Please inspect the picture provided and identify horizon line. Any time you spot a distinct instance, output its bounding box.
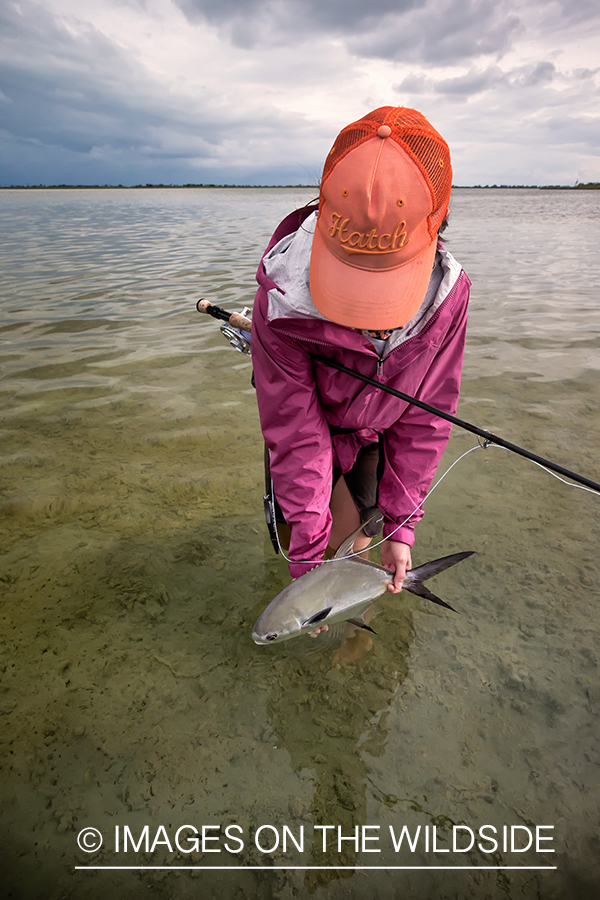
[1,183,598,191]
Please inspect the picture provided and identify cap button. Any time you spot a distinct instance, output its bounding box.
[377,125,392,138]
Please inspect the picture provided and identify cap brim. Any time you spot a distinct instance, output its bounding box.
[309,225,437,330]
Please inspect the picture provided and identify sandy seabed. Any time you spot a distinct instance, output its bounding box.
[1,349,600,900]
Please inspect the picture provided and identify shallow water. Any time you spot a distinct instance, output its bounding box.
[1,187,599,900]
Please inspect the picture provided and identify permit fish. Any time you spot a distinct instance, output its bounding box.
[252,524,475,645]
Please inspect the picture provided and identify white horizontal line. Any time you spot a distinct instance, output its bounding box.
[75,866,557,871]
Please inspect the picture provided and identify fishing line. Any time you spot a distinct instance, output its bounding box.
[275,439,599,567]
[357,444,483,560]
[494,447,600,496]
[196,300,600,493]
[348,442,600,561]
[274,443,482,566]
[312,354,600,495]
[194,301,600,558]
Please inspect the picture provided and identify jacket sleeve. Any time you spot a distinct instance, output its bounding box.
[252,287,333,578]
[380,275,471,546]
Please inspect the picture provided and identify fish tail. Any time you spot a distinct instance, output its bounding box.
[403,551,475,612]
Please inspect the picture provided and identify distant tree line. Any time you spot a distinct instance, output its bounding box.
[0,183,315,189]
[1,182,598,190]
[540,182,600,190]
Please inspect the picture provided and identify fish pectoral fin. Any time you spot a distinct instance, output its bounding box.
[405,582,457,613]
[302,607,333,626]
[347,617,377,634]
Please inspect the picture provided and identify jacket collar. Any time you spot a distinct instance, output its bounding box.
[259,210,463,351]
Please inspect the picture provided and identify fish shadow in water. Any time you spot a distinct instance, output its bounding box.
[260,600,416,892]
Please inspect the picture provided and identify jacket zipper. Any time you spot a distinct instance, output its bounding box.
[382,275,463,362]
[268,272,465,395]
[363,275,463,421]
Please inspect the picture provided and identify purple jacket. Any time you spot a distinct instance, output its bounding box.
[252,205,471,578]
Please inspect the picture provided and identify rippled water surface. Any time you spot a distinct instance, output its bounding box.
[1,188,600,900]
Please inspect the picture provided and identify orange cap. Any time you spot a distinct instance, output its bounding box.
[309,107,452,329]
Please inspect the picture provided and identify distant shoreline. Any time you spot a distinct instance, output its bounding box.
[1,182,599,190]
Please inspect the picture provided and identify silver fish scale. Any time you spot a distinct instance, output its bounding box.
[253,558,392,644]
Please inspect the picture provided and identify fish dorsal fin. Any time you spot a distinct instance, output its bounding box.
[302,606,332,626]
[333,526,362,560]
[333,513,383,560]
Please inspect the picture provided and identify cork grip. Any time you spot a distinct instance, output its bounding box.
[196,299,252,331]
[228,311,252,331]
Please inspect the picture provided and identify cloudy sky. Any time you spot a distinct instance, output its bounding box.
[1,0,599,186]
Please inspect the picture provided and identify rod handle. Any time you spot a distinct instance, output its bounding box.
[229,311,253,331]
[196,298,214,315]
[196,299,252,331]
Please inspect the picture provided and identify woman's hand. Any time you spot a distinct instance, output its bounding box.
[381,540,412,593]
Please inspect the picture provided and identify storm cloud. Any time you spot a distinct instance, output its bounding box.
[0,0,599,185]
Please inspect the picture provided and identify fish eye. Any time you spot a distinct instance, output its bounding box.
[265,633,278,642]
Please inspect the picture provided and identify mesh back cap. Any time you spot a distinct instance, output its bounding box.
[310,106,452,329]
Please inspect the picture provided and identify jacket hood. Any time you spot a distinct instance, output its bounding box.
[260,210,464,354]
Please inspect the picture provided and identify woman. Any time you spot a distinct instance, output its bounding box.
[251,106,471,594]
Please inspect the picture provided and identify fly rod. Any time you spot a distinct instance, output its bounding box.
[313,354,600,495]
[195,299,600,495]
